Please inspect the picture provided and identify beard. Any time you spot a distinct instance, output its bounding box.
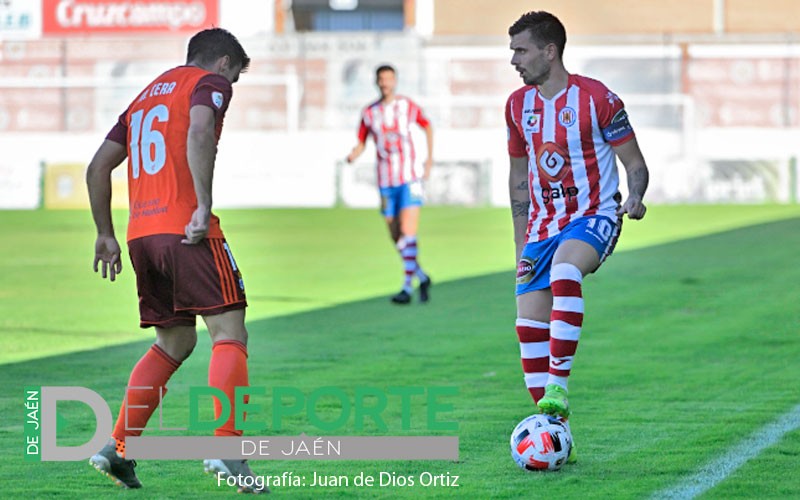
[520,64,550,86]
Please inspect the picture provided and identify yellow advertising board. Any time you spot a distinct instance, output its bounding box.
[43,163,128,209]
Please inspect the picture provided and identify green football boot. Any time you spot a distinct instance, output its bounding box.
[567,441,577,464]
[537,384,571,418]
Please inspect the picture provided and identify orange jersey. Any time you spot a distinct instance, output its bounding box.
[107,66,233,242]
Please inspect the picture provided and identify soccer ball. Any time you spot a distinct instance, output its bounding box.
[510,413,572,471]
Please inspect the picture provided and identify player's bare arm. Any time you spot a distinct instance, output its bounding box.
[422,123,434,180]
[509,155,531,262]
[346,140,366,163]
[183,104,218,245]
[86,139,127,281]
[613,138,649,220]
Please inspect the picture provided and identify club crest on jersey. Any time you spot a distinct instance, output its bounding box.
[535,142,571,182]
[212,91,224,109]
[516,257,538,284]
[558,107,576,127]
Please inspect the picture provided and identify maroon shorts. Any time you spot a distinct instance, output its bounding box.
[128,234,247,329]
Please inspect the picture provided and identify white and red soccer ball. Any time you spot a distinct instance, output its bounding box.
[510,414,572,471]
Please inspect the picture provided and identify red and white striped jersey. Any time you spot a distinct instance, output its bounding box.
[357,96,431,188]
[506,74,635,243]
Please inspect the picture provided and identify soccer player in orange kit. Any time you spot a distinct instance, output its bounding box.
[85,28,266,493]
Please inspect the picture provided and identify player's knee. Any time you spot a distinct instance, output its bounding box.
[177,342,196,362]
[550,262,583,284]
[516,315,549,326]
[156,333,197,363]
[208,324,248,345]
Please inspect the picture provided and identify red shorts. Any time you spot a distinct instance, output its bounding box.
[128,234,247,328]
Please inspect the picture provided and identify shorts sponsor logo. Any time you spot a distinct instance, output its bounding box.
[535,142,571,182]
[516,257,537,284]
[409,180,423,198]
[558,107,576,127]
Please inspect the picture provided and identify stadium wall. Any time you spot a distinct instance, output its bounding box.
[2,124,799,210]
[0,128,510,209]
[432,0,800,36]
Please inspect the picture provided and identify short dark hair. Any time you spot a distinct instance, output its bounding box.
[186,28,250,72]
[508,11,567,58]
[375,64,396,78]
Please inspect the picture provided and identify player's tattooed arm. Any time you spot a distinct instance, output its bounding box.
[626,164,649,199]
[613,138,649,220]
[511,199,530,217]
[512,179,529,216]
[509,156,531,261]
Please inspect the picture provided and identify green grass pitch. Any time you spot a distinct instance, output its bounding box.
[2,205,800,498]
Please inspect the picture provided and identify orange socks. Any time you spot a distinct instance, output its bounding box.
[109,340,249,455]
[111,344,181,454]
[208,340,249,437]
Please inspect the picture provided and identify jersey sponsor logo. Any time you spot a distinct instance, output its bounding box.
[516,257,537,284]
[606,91,621,105]
[558,107,576,127]
[541,184,579,205]
[535,142,571,182]
[602,109,633,143]
[212,91,224,109]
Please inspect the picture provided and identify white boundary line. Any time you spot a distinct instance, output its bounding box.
[653,404,800,499]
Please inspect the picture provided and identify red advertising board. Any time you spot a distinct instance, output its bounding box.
[42,0,219,35]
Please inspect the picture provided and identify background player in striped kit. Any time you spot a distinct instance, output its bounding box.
[85,28,266,493]
[505,11,649,458]
[346,64,434,304]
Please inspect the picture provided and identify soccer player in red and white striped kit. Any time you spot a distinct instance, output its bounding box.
[347,64,434,305]
[506,11,649,462]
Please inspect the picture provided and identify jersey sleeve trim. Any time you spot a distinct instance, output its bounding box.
[105,108,129,145]
[191,74,233,124]
[506,89,528,157]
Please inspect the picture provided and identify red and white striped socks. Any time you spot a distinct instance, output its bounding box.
[515,318,550,403]
[398,236,426,293]
[516,263,585,403]
[547,263,584,390]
